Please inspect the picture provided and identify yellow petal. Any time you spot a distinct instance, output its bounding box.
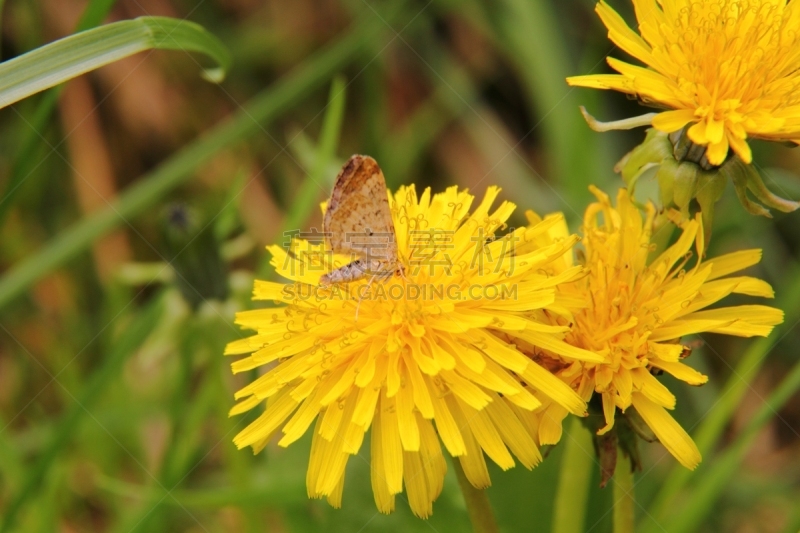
[456,398,515,470]
[727,131,753,163]
[538,404,568,445]
[566,74,636,93]
[632,393,701,470]
[707,250,762,280]
[428,378,466,456]
[596,0,655,67]
[448,396,491,488]
[370,411,396,514]
[597,391,617,435]
[520,363,587,415]
[379,393,404,494]
[652,109,696,132]
[650,360,708,386]
[485,395,542,469]
[706,136,730,166]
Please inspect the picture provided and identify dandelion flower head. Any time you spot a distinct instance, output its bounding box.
[568,0,800,165]
[225,185,602,517]
[521,187,783,469]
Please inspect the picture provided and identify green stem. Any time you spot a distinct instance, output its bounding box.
[613,450,635,533]
[453,458,499,533]
[552,417,593,533]
[0,294,164,533]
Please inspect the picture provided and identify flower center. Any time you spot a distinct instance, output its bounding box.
[665,0,800,114]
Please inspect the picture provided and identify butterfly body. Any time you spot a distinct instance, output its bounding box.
[320,155,402,286]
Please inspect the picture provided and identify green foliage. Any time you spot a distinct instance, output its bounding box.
[0,17,228,110]
[0,1,798,532]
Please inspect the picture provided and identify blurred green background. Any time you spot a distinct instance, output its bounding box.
[1,0,800,531]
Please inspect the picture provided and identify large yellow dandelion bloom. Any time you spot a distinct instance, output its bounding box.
[519,187,783,469]
[567,0,800,165]
[225,185,601,517]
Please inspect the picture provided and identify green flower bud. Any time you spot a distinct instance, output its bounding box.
[161,204,229,310]
[615,126,799,241]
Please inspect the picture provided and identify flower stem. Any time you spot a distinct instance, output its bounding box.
[453,459,499,533]
[613,450,635,533]
[552,417,593,533]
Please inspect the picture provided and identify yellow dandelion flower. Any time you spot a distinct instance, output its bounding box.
[225,185,601,517]
[567,0,800,165]
[519,187,783,469]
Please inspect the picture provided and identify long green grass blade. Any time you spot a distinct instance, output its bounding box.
[0,0,119,226]
[481,0,594,199]
[646,264,800,528]
[0,0,5,57]
[96,474,306,507]
[0,294,164,533]
[0,16,229,109]
[75,0,118,31]
[665,358,800,533]
[0,9,398,311]
[278,75,347,239]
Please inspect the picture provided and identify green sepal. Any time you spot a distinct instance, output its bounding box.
[672,161,700,214]
[582,396,620,488]
[617,411,643,473]
[616,128,673,191]
[744,163,800,213]
[695,169,727,242]
[722,158,772,217]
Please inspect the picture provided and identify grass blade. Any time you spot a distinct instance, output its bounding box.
[96,474,306,508]
[645,263,800,528]
[277,75,347,240]
[0,9,398,311]
[481,0,595,200]
[665,358,800,533]
[0,16,229,109]
[0,293,165,533]
[0,0,120,226]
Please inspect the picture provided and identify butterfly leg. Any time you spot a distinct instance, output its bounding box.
[355,272,380,322]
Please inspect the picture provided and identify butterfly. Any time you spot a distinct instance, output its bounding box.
[320,155,403,286]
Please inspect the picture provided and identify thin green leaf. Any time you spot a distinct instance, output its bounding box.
[278,75,348,239]
[0,294,165,533]
[665,358,800,533]
[75,0,118,31]
[0,0,119,226]
[646,263,800,529]
[96,475,307,508]
[613,451,635,533]
[481,0,596,200]
[0,16,229,109]
[0,8,399,311]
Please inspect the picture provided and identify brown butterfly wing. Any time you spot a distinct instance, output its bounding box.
[323,155,398,261]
